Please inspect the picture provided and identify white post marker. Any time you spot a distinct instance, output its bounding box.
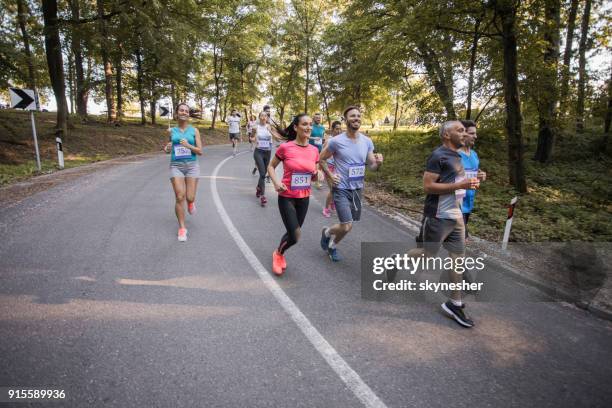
[55,136,64,169]
[502,196,518,251]
[9,87,40,171]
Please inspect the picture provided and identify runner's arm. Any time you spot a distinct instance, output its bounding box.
[267,155,287,192]
[318,147,333,176]
[366,151,383,170]
[423,171,477,194]
[192,128,203,155]
[163,129,172,153]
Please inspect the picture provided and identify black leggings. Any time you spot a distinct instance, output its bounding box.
[254,149,271,194]
[277,196,310,254]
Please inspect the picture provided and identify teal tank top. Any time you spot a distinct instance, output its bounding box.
[170,126,197,162]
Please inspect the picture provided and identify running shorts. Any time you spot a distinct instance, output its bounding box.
[170,161,200,179]
[421,216,465,256]
[333,188,362,224]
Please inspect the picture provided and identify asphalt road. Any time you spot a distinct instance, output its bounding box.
[1,145,611,408]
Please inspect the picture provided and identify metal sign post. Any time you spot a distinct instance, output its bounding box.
[9,88,40,171]
[30,111,41,171]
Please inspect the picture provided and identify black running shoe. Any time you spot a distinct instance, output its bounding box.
[441,301,474,328]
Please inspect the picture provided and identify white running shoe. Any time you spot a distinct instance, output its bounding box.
[178,228,188,242]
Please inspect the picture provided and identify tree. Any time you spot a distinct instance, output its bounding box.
[41,0,69,136]
[534,0,561,163]
[493,0,527,192]
[558,0,579,117]
[575,0,592,132]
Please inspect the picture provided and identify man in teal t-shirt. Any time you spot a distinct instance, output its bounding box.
[310,112,326,152]
[310,112,326,188]
[459,120,486,239]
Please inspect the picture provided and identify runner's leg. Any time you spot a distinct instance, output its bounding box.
[171,177,187,229]
[278,196,310,254]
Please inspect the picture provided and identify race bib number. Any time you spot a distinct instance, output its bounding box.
[258,139,271,149]
[314,138,323,146]
[348,164,366,181]
[174,145,192,159]
[291,172,312,191]
[465,170,478,179]
[455,176,466,201]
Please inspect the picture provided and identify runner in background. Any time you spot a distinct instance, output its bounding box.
[267,114,320,275]
[250,111,283,207]
[226,109,241,156]
[263,105,279,183]
[322,120,342,218]
[319,106,383,262]
[163,103,203,242]
[247,114,257,152]
[459,120,486,240]
[310,113,326,189]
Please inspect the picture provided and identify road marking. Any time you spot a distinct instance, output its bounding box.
[211,153,388,408]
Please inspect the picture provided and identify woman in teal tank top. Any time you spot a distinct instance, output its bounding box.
[163,103,203,242]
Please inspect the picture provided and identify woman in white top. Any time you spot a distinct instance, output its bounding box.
[249,111,283,206]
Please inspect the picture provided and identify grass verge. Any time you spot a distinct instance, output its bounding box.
[366,128,612,242]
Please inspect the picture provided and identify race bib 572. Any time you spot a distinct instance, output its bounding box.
[348,164,366,181]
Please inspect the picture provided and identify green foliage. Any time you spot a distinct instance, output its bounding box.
[367,128,612,242]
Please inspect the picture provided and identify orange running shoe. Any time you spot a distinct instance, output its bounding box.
[272,250,284,275]
[278,250,287,269]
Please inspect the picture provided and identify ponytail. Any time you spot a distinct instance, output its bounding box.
[282,113,309,141]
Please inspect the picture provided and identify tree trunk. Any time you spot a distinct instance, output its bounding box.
[558,0,579,117]
[16,0,37,103]
[304,36,310,114]
[68,0,88,119]
[211,46,223,129]
[466,18,481,120]
[497,0,527,193]
[150,100,156,125]
[393,90,400,130]
[417,43,457,120]
[314,59,331,127]
[135,46,146,125]
[576,0,591,132]
[279,106,285,125]
[115,43,123,122]
[97,0,115,123]
[41,0,68,136]
[68,50,75,114]
[534,0,561,163]
[149,78,157,125]
[603,61,611,141]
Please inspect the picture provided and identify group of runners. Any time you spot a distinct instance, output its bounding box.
[163,103,485,328]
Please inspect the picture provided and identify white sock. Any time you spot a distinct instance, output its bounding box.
[329,239,336,249]
[324,228,331,238]
[450,298,462,307]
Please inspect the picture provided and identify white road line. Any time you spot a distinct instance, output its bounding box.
[210,153,388,408]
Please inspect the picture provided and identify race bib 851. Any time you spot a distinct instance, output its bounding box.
[291,172,312,190]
